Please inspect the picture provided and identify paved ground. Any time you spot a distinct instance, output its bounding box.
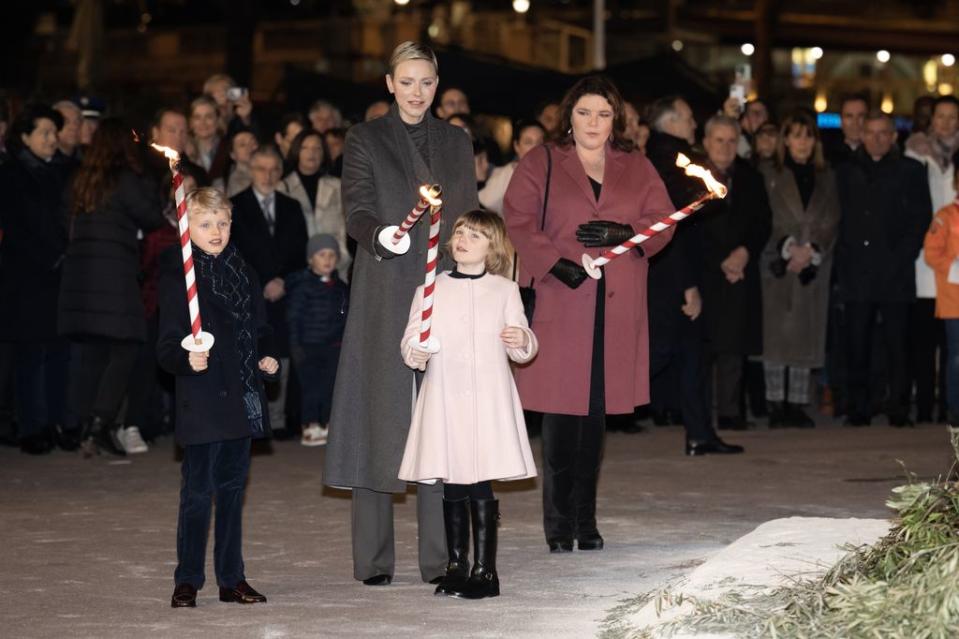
[0,419,951,639]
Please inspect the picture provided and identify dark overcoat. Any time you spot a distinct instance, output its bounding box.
[155,246,277,446]
[0,151,70,343]
[504,142,675,416]
[58,169,165,341]
[699,158,772,356]
[324,105,478,493]
[835,149,930,303]
[229,187,308,357]
[759,162,840,368]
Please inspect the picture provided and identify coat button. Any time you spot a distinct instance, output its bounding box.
[863,240,870,247]
[608,291,615,298]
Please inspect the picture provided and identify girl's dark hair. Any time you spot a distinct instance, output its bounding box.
[512,119,546,145]
[285,128,328,176]
[72,117,142,215]
[7,103,63,156]
[556,75,634,153]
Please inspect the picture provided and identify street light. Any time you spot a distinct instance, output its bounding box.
[810,47,823,60]
[877,50,891,63]
[513,0,530,13]
[943,54,956,67]
[394,0,410,5]
[741,43,755,56]
[671,40,684,52]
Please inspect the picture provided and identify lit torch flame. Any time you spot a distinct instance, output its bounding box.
[419,184,443,208]
[676,153,728,199]
[150,143,181,170]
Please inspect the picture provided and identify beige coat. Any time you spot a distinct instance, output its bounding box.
[277,172,350,279]
[398,272,538,485]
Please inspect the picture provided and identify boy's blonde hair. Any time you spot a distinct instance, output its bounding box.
[186,187,233,219]
[388,41,438,76]
[446,210,513,278]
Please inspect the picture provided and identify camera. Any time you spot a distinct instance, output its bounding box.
[226,87,248,102]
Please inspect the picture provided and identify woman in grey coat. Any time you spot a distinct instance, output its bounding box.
[323,41,479,586]
[759,111,840,428]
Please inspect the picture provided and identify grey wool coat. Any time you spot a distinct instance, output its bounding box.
[323,104,479,493]
[759,162,840,369]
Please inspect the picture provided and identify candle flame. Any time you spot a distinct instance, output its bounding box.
[150,143,181,163]
[676,153,728,199]
[419,184,443,207]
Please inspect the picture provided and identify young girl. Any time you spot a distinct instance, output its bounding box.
[398,210,538,600]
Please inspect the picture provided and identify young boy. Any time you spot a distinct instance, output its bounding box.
[156,187,279,608]
[286,233,349,446]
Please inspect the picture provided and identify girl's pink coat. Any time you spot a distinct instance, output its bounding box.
[398,272,538,485]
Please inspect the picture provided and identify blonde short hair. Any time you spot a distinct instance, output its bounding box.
[203,73,235,94]
[445,210,513,278]
[388,41,438,76]
[186,187,232,218]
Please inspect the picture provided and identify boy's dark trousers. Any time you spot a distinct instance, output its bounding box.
[294,343,340,424]
[175,437,251,589]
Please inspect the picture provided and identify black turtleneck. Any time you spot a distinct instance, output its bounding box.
[785,155,815,210]
[297,170,321,208]
[404,118,430,167]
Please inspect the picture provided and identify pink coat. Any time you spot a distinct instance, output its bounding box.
[398,272,538,485]
[503,143,675,415]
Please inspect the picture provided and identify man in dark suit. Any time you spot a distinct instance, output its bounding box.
[230,146,308,436]
[836,111,931,426]
[699,114,772,430]
[645,96,743,455]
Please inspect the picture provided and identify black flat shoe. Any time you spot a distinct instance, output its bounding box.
[716,416,752,431]
[362,574,392,586]
[547,538,573,553]
[53,424,82,451]
[577,533,604,551]
[686,438,745,456]
[219,580,267,603]
[19,432,54,455]
[171,583,197,608]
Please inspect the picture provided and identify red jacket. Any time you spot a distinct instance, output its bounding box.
[504,143,675,415]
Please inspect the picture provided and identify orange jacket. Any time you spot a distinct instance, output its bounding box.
[924,201,959,318]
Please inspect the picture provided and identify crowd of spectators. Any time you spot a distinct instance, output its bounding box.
[1,68,956,457]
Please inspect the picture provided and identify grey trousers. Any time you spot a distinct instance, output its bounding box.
[350,483,447,582]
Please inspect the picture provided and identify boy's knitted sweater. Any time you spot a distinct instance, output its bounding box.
[286,268,349,347]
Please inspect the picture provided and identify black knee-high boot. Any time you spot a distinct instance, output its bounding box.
[450,499,499,600]
[434,497,470,596]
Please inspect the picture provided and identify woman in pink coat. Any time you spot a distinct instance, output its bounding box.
[503,76,675,553]
[399,210,538,600]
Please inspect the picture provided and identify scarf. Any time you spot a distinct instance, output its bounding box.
[906,130,959,171]
[193,243,263,436]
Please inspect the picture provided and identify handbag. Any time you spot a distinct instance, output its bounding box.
[516,145,552,326]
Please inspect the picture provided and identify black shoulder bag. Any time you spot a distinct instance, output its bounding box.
[515,145,552,327]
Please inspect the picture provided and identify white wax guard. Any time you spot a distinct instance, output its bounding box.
[581,254,604,280]
[378,225,411,255]
[408,335,441,354]
[181,331,215,353]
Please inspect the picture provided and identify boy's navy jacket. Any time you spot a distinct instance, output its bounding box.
[156,245,277,446]
[285,269,349,347]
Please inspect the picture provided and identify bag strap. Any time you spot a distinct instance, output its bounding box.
[513,145,552,285]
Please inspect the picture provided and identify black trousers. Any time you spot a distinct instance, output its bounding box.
[649,319,714,441]
[175,437,251,589]
[126,315,175,438]
[67,339,139,426]
[294,343,340,425]
[541,277,606,542]
[15,340,69,437]
[845,301,910,420]
[910,298,946,420]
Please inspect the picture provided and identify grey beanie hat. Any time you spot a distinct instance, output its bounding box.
[306,233,340,260]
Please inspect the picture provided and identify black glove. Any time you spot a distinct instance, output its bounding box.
[576,221,635,248]
[799,264,818,286]
[372,226,397,260]
[550,257,589,290]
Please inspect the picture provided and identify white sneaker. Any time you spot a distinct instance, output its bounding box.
[301,424,328,447]
[122,426,149,454]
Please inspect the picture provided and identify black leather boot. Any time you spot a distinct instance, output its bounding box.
[83,416,125,457]
[785,403,815,428]
[434,497,470,596]
[767,402,788,428]
[449,499,499,600]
